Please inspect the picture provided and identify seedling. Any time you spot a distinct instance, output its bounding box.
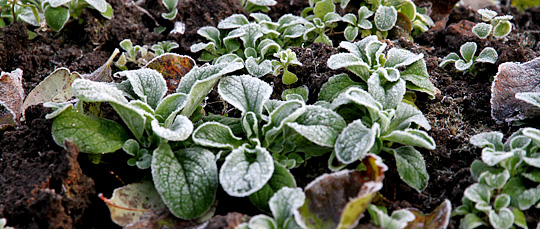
[439,42,498,73]
[151,40,179,56]
[472,8,513,40]
[240,0,277,13]
[367,205,415,229]
[272,49,302,85]
[116,39,157,70]
[455,129,540,229]
[161,0,177,20]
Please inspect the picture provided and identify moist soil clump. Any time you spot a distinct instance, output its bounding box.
[2,1,540,228]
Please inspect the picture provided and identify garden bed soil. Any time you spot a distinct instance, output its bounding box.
[2,0,540,228]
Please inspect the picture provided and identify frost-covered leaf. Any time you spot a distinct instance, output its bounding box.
[100,181,166,227]
[518,186,540,210]
[178,62,243,117]
[270,187,305,228]
[472,22,493,39]
[51,106,129,153]
[263,100,306,146]
[155,93,187,121]
[382,129,436,150]
[406,199,451,229]
[493,21,512,38]
[145,54,196,95]
[460,213,487,229]
[318,74,362,102]
[476,47,498,64]
[151,115,193,141]
[219,144,274,197]
[493,194,511,210]
[218,14,249,29]
[464,183,491,204]
[455,59,472,71]
[460,42,477,63]
[374,6,397,31]
[400,59,437,98]
[151,144,217,219]
[368,75,405,110]
[85,0,108,12]
[294,155,387,229]
[192,122,243,149]
[481,150,515,166]
[344,26,358,42]
[479,170,510,189]
[335,120,377,164]
[72,79,128,104]
[245,57,272,77]
[287,105,345,148]
[282,86,308,102]
[516,92,540,110]
[249,162,296,212]
[44,6,69,31]
[313,0,335,19]
[331,87,382,112]
[120,69,167,109]
[385,48,424,69]
[368,205,415,229]
[470,131,504,150]
[327,53,370,81]
[249,215,277,229]
[478,8,497,21]
[218,75,272,117]
[488,208,514,229]
[389,102,431,131]
[196,26,221,45]
[46,0,71,7]
[0,69,24,129]
[391,146,429,192]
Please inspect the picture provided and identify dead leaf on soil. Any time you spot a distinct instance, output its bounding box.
[81,49,119,82]
[0,68,24,129]
[405,199,452,229]
[99,181,167,227]
[22,68,81,115]
[491,57,540,122]
[145,54,196,94]
[294,154,388,229]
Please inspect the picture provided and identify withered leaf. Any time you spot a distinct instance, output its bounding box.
[405,199,451,229]
[0,69,24,129]
[145,54,196,95]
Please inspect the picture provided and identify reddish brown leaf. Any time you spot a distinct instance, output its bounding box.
[0,69,24,129]
[145,54,196,94]
[405,199,451,229]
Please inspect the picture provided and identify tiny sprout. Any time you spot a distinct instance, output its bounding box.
[473,8,513,39]
[272,49,302,85]
[440,42,498,73]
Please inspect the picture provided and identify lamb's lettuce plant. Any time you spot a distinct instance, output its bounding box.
[472,8,513,39]
[161,0,177,20]
[301,0,342,45]
[151,40,179,56]
[454,129,540,229]
[0,0,41,28]
[327,35,438,98]
[45,58,244,220]
[439,42,498,73]
[272,49,302,85]
[115,39,155,70]
[192,75,347,201]
[367,204,415,229]
[191,13,310,78]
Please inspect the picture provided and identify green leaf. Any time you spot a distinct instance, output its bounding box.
[151,115,193,141]
[192,122,243,149]
[178,62,244,117]
[263,100,306,146]
[493,194,511,210]
[249,215,277,229]
[46,0,71,7]
[101,181,166,227]
[516,93,540,110]
[249,162,296,212]
[327,53,370,82]
[218,14,249,29]
[455,59,473,71]
[368,205,415,229]
[23,68,82,113]
[155,93,187,121]
[85,0,108,12]
[488,208,514,229]
[388,102,431,131]
[400,59,437,98]
[464,183,491,204]
[512,208,527,229]
[472,22,493,39]
[522,127,540,144]
[478,170,510,189]
[335,120,377,164]
[344,26,358,42]
[384,48,424,69]
[287,105,346,147]
[502,177,525,208]
[476,47,498,64]
[331,87,382,112]
[161,0,179,11]
[460,42,477,63]
[478,8,497,21]
[518,186,540,210]
[470,131,504,150]
[314,33,333,46]
[219,144,274,197]
[374,6,397,31]
[318,74,362,102]
[218,75,272,117]
[270,187,305,228]
[44,6,69,31]
[382,129,436,150]
[196,26,221,45]
[313,0,335,19]
[245,57,272,77]
[493,21,512,38]
[202,115,243,135]
[117,69,166,109]
[151,144,218,219]
[100,3,113,19]
[368,75,406,110]
[391,146,429,192]
[295,155,387,229]
[282,86,308,102]
[522,168,540,183]
[460,213,487,229]
[51,106,129,153]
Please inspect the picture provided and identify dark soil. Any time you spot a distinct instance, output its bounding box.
[2,0,540,228]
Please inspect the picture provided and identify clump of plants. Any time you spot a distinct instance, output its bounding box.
[0,0,112,31]
[472,8,513,40]
[116,39,179,70]
[454,129,540,229]
[439,42,498,73]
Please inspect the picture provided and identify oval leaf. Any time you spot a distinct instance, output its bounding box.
[374,6,397,31]
[391,146,429,192]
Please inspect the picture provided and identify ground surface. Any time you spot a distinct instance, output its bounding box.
[1,0,540,228]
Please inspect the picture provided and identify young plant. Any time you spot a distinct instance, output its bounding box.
[161,0,177,20]
[272,49,302,85]
[240,0,277,13]
[439,42,498,73]
[301,0,342,45]
[342,6,374,41]
[192,76,347,202]
[0,0,41,28]
[472,8,513,40]
[321,72,435,192]
[191,13,310,77]
[46,58,244,220]
[327,35,438,98]
[151,40,179,56]
[454,129,540,229]
[367,205,415,229]
[116,39,156,70]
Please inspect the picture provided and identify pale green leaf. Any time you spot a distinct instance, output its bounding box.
[518,186,540,210]
[460,42,477,63]
[335,121,377,164]
[368,75,405,110]
[85,0,108,13]
[121,68,167,109]
[389,102,431,131]
[151,144,218,219]
[488,208,514,229]
[392,146,429,191]
[368,205,415,229]
[313,0,335,19]
[262,100,306,146]
[374,6,397,31]
[478,8,497,21]
[192,122,243,149]
[47,0,71,7]
[44,5,69,31]
[218,14,249,29]
[476,47,498,64]
[344,26,358,42]
[464,183,491,204]
[472,22,493,39]
[516,92,540,110]
[385,48,424,68]
[382,129,436,150]
[245,58,272,77]
[197,26,221,44]
[155,93,187,121]
[493,194,511,210]
[249,215,277,229]
[151,115,193,141]
[478,170,510,189]
[218,75,272,117]
[270,187,305,228]
[23,68,82,112]
[331,87,382,112]
[318,73,362,102]
[493,21,512,38]
[249,162,296,212]
[513,208,527,229]
[460,213,487,229]
[470,131,504,150]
